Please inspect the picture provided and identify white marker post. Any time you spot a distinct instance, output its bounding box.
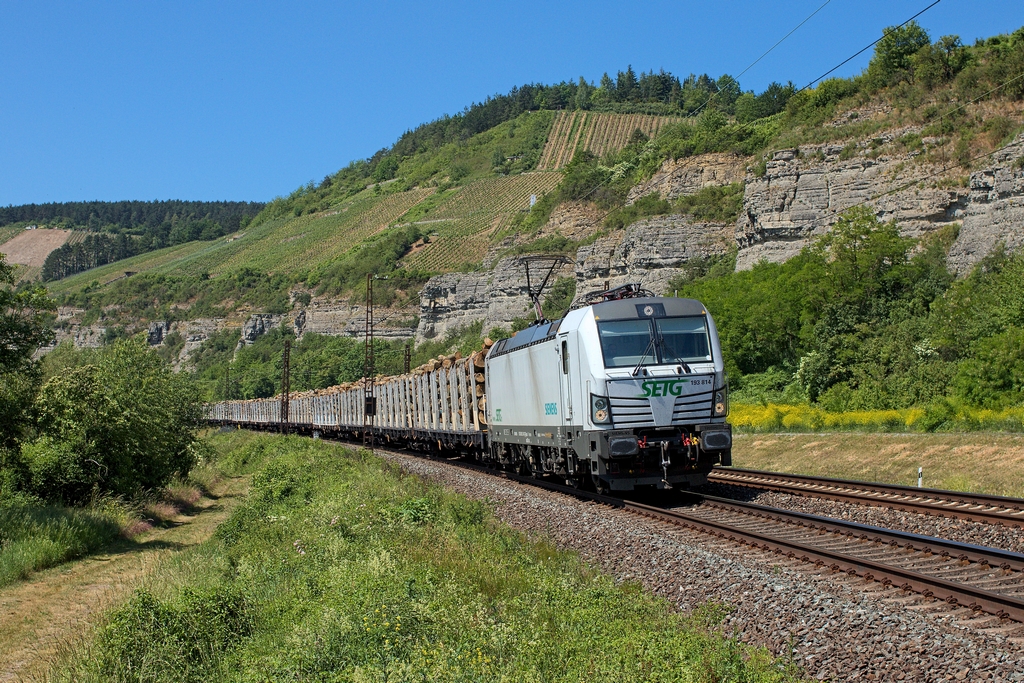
[918,467,923,488]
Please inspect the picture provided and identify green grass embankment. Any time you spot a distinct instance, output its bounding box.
[0,497,130,587]
[52,431,802,683]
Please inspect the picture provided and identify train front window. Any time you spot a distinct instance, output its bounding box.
[655,316,712,363]
[598,316,712,368]
[597,319,654,368]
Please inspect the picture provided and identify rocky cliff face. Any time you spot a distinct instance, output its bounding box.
[734,141,969,270]
[416,272,490,342]
[414,215,732,343]
[239,314,279,346]
[414,257,575,344]
[45,312,232,369]
[575,215,732,294]
[947,133,1024,274]
[627,152,747,203]
[47,133,1024,362]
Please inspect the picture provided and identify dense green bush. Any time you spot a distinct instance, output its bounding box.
[60,266,296,323]
[951,327,1024,408]
[674,182,745,223]
[604,192,671,230]
[10,340,204,504]
[676,208,1024,413]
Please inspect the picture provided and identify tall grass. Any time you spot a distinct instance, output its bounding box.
[0,472,210,588]
[732,402,1024,433]
[0,497,132,587]
[53,433,800,682]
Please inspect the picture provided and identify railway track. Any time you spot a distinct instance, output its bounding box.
[665,495,1024,624]
[709,466,1024,527]
[378,449,1024,625]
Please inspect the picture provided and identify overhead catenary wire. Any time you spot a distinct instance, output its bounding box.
[694,0,943,120]
[785,69,1024,233]
[935,71,1024,125]
[738,0,834,81]
[545,0,1016,274]
[798,0,942,91]
[860,135,1019,212]
[690,0,835,118]
[573,0,947,209]
[564,0,849,208]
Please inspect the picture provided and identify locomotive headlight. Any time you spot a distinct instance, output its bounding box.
[713,383,729,417]
[591,394,612,424]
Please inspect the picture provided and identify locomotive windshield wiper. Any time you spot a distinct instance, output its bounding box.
[631,335,656,376]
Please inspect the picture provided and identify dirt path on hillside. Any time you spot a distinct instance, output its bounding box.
[0,476,249,682]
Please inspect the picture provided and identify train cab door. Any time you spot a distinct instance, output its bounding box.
[557,334,573,423]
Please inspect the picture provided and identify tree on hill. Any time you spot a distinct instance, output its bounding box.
[0,255,54,371]
[0,200,263,233]
[10,340,204,505]
[3,200,265,282]
[616,66,638,100]
[1,253,54,452]
[867,20,932,87]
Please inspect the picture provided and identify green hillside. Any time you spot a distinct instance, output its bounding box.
[47,24,1024,331]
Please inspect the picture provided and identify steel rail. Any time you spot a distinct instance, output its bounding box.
[709,467,1024,527]
[634,495,1024,623]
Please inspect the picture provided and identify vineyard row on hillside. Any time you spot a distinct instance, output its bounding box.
[401,172,560,272]
[537,111,680,170]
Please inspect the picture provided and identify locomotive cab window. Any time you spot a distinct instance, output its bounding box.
[561,340,569,374]
[596,319,653,367]
[656,317,712,363]
[597,316,712,368]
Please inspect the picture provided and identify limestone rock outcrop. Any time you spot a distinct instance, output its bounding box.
[294,301,415,341]
[948,133,1024,274]
[627,152,747,203]
[416,272,490,342]
[576,215,733,295]
[239,314,280,347]
[535,201,604,240]
[735,143,969,270]
[147,321,169,346]
[414,258,575,344]
[415,215,732,343]
[179,318,230,361]
[483,256,575,332]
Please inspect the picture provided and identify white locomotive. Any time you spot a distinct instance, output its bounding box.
[208,284,731,492]
[485,285,731,491]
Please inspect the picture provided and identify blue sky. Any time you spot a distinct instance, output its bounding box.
[1,1,1021,205]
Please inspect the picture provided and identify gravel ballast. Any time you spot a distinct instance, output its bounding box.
[382,452,1024,682]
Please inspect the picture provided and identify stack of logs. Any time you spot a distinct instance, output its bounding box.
[207,338,498,433]
[403,337,494,426]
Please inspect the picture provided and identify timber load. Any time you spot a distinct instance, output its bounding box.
[207,340,494,449]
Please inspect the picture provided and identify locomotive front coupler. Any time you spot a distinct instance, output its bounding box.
[634,433,705,483]
[636,429,699,461]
